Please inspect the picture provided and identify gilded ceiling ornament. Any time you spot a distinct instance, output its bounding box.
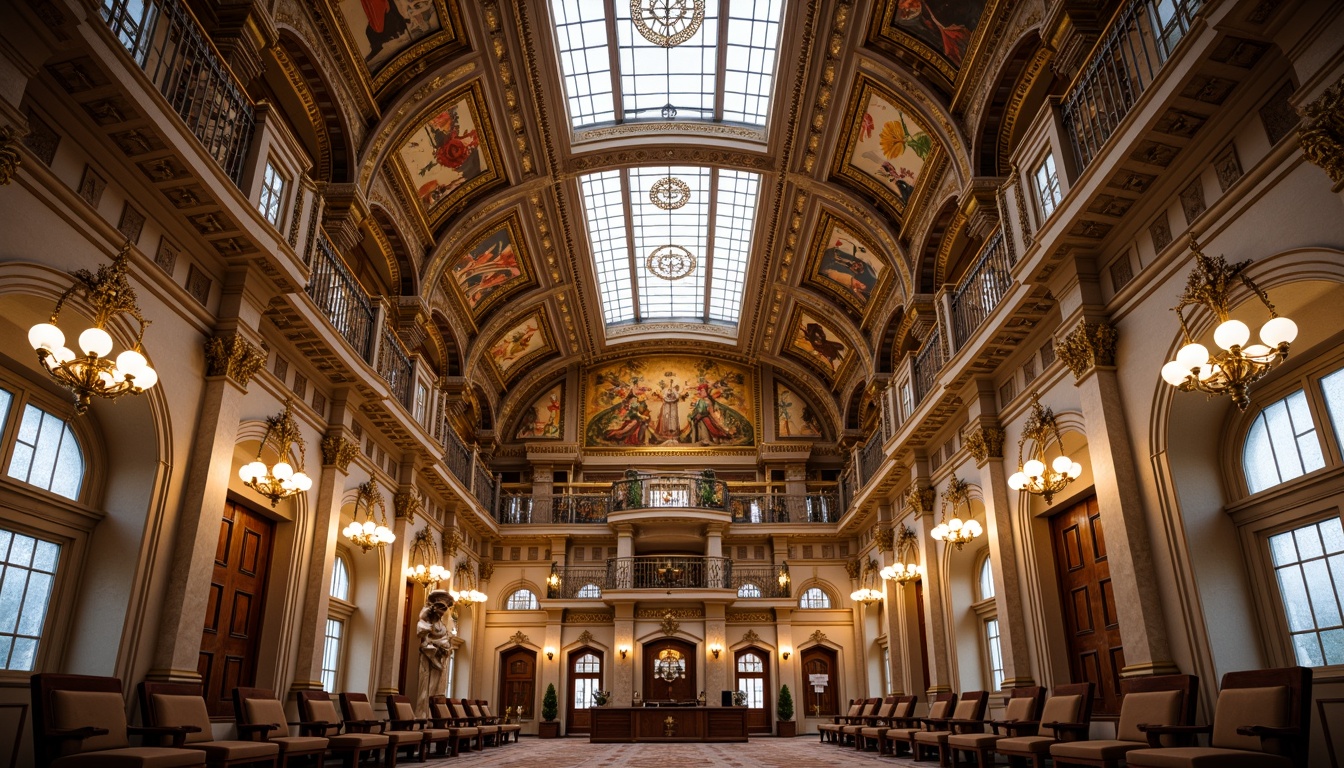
[320,434,359,472]
[509,630,530,646]
[646,244,697,281]
[650,176,691,209]
[1300,75,1344,185]
[630,0,705,47]
[204,333,266,387]
[964,426,1006,463]
[1055,321,1119,381]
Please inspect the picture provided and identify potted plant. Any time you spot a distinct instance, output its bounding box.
[592,690,612,707]
[776,684,796,737]
[539,683,560,738]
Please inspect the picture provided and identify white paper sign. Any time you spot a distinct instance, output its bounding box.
[808,674,829,686]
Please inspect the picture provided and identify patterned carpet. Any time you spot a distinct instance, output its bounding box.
[418,737,927,767]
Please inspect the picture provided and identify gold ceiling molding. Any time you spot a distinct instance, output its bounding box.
[932,209,970,288]
[760,191,809,356]
[270,41,332,182]
[604,322,737,340]
[524,191,580,351]
[574,122,767,143]
[993,46,1053,177]
[360,209,400,294]
[272,0,374,136]
[481,0,535,176]
[950,0,1030,111]
[799,0,853,177]
[786,177,913,298]
[563,147,774,177]
[356,61,478,190]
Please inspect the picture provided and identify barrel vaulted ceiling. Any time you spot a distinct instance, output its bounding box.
[270,0,1050,438]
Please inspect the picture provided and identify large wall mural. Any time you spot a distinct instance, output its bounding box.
[784,307,852,382]
[868,0,994,85]
[444,212,536,326]
[832,75,942,223]
[775,381,824,438]
[804,211,890,320]
[583,357,757,450]
[487,310,553,381]
[516,383,564,440]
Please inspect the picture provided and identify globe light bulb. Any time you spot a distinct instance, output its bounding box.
[1260,316,1298,348]
[97,370,114,388]
[1213,319,1250,351]
[948,517,963,531]
[931,524,948,540]
[1053,455,1074,474]
[54,346,76,365]
[29,323,65,351]
[116,350,146,376]
[271,462,294,480]
[293,473,313,492]
[1161,360,1190,386]
[1176,343,1209,370]
[1198,363,1218,381]
[1023,459,1045,477]
[78,327,114,358]
[965,520,983,537]
[363,520,376,533]
[239,463,259,482]
[1242,344,1273,360]
[1069,462,1083,478]
[1007,472,1027,490]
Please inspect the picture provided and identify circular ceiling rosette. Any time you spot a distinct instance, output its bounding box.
[631,0,706,47]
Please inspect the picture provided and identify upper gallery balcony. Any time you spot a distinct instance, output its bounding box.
[545,558,792,600]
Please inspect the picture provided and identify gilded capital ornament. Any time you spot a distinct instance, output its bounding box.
[0,125,22,185]
[479,559,495,581]
[1055,321,1119,381]
[394,490,422,521]
[874,526,894,552]
[845,558,861,579]
[320,434,359,472]
[205,333,266,386]
[444,529,461,559]
[1301,75,1344,185]
[964,426,1006,463]
[906,484,935,514]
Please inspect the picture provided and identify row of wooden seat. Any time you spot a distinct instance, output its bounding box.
[816,666,1312,768]
[29,673,520,768]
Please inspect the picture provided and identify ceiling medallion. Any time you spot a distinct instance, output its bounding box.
[650,176,690,210]
[631,0,705,47]
[646,245,696,281]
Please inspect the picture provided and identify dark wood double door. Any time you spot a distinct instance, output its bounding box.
[1051,496,1124,715]
[199,500,274,717]
[642,638,697,702]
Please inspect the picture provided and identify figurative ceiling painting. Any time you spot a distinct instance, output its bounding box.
[394,83,501,226]
[786,308,851,380]
[775,382,824,438]
[583,357,756,450]
[516,383,564,440]
[805,212,888,317]
[447,213,535,324]
[339,0,443,73]
[834,76,941,222]
[487,311,552,379]
[869,0,991,84]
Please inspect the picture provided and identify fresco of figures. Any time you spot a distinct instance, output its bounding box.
[488,311,550,377]
[584,357,756,449]
[808,215,887,314]
[448,215,533,319]
[787,309,850,378]
[397,93,487,214]
[889,0,985,67]
[339,0,443,72]
[850,88,934,209]
[775,383,824,438]
[517,384,563,440]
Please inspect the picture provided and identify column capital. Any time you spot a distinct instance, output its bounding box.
[204,332,267,388]
[905,484,935,515]
[963,425,1006,466]
[0,124,21,185]
[1301,73,1344,190]
[320,434,359,472]
[1056,320,1119,383]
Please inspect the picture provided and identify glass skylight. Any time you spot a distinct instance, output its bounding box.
[550,0,784,130]
[578,166,761,327]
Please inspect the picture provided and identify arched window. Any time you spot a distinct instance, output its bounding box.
[330,553,350,601]
[571,651,602,713]
[799,587,830,609]
[506,589,540,610]
[978,556,995,601]
[577,583,601,598]
[737,583,761,598]
[1243,389,1325,494]
[735,650,766,709]
[4,395,84,501]
[322,551,354,692]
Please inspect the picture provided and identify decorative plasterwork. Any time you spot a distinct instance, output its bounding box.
[739,629,763,644]
[440,210,538,329]
[906,484,935,514]
[660,611,680,636]
[565,610,614,623]
[963,425,1005,464]
[799,0,853,177]
[605,321,737,340]
[1056,321,1119,381]
[320,434,360,471]
[874,526,894,552]
[204,333,266,386]
[509,630,531,646]
[272,0,372,145]
[807,629,828,645]
[636,608,704,619]
[394,490,422,521]
[0,124,24,185]
[1300,74,1344,185]
[802,209,893,323]
[574,122,767,143]
[577,629,595,646]
[481,1,535,175]
[954,3,1040,116]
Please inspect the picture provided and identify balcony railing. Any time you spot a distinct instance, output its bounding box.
[728,493,839,523]
[860,432,884,486]
[730,565,792,598]
[377,324,413,408]
[473,463,497,513]
[497,494,611,524]
[1062,0,1205,170]
[913,330,944,405]
[307,235,375,359]
[546,566,609,599]
[950,230,1012,350]
[444,428,471,486]
[607,556,732,590]
[100,0,254,186]
[610,473,728,512]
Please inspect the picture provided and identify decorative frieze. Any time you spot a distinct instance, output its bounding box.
[479,560,495,581]
[204,333,266,387]
[1301,75,1344,185]
[320,435,359,472]
[728,613,773,624]
[1056,321,1119,381]
[444,529,462,559]
[636,608,703,620]
[564,610,614,624]
[964,426,1006,464]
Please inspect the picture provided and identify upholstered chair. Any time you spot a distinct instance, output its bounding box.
[1050,675,1199,768]
[449,699,501,746]
[137,682,279,768]
[1125,667,1312,768]
[912,690,990,765]
[818,700,863,743]
[427,695,482,754]
[475,700,522,742]
[295,690,388,768]
[842,697,897,745]
[230,688,328,768]
[384,694,452,757]
[946,686,1046,768]
[30,674,206,768]
[857,695,916,752]
[882,692,958,758]
[992,682,1095,768]
[338,692,427,764]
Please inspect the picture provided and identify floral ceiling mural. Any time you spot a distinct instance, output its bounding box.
[392,81,504,229]
[868,0,996,86]
[833,75,942,223]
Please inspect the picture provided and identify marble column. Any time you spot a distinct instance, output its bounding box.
[373,505,412,704]
[613,602,636,704]
[908,457,953,694]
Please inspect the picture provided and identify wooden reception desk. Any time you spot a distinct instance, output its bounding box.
[589,706,749,743]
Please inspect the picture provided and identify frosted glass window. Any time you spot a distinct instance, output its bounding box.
[319,618,343,692]
[1269,517,1344,667]
[737,583,761,598]
[577,583,602,598]
[978,557,995,601]
[799,587,830,609]
[985,618,1004,691]
[330,555,350,601]
[7,404,83,500]
[1321,368,1344,446]
[1243,390,1324,494]
[506,589,540,610]
[0,528,60,671]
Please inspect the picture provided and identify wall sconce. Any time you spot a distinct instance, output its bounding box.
[620,647,629,660]
[710,645,721,659]
[781,650,791,661]
[545,648,555,661]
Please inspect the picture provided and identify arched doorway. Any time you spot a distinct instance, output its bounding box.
[734,647,771,733]
[642,637,696,703]
[800,645,838,717]
[567,647,603,734]
[498,646,537,719]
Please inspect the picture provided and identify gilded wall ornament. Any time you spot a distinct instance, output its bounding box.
[1300,75,1344,185]
[906,485,935,514]
[479,560,495,581]
[394,490,422,521]
[0,125,22,185]
[845,558,861,579]
[874,526,895,552]
[631,0,705,47]
[646,245,696,280]
[320,434,359,472]
[444,529,462,559]
[740,629,762,645]
[577,630,595,645]
[509,630,530,646]
[1055,321,1119,380]
[964,426,1006,463]
[660,610,681,636]
[808,630,828,645]
[650,176,691,209]
[204,333,266,386]
[564,610,615,623]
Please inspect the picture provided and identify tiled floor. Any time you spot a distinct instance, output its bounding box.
[416,736,929,767]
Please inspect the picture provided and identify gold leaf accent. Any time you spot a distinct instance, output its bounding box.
[320,435,359,472]
[1055,321,1119,381]
[1301,74,1344,185]
[204,333,266,386]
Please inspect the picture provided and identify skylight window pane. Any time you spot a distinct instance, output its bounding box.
[580,171,635,324]
[723,0,783,125]
[552,0,615,127]
[709,170,759,323]
[616,4,718,122]
[632,166,709,321]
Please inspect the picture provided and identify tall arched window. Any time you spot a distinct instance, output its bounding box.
[735,650,766,709]
[330,553,350,601]
[978,556,995,601]
[506,589,540,610]
[1243,389,1325,494]
[799,587,830,609]
[5,395,84,501]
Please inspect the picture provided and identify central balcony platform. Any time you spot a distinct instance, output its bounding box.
[547,558,791,600]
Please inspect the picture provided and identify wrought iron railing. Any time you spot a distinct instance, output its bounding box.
[307,235,375,359]
[728,493,839,523]
[546,566,609,599]
[496,494,610,524]
[1062,0,1205,170]
[610,473,728,512]
[860,432,883,486]
[913,330,944,404]
[377,324,413,408]
[444,429,471,486]
[730,565,792,598]
[950,229,1012,349]
[100,0,255,186]
[473,463,496,513]
[606,556,732,590]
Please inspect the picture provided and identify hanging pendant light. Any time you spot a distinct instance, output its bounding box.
[343,481,395,552]
[930,476,982,549]
[1007,393,1082,504]
[880,525,922,584]
[238,400,312,507]
[849,559,884,604]
[448,562,487,606]
[404,528,450,589]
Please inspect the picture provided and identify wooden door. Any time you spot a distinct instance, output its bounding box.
[1051,496,1124,715]
[734,647,771,733]
[199,499,274,717]
[642,638,696,702]
[800,646,838,717]
[567,648,603,733]
[499,647,537,720]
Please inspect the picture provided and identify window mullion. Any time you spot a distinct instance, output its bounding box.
[604,0,624,123]
[620,168,642,322]
[713,0,729,122]
[702,169,719,321]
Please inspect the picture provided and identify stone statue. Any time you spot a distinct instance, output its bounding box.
[415,589,455,717]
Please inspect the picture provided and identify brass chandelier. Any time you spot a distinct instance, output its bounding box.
[238,401,312,507]
[404,528,449,589]
[850,559,884,605]
[1007,394,1082,504]
[1159,236,1297,411]
[448,562,487,606]
[880,525,922,584]
[28,242,158,414]
[931,476,982,549]
[343,481,395,552]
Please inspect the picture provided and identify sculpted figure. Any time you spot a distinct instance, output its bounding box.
[415,589,455,716]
